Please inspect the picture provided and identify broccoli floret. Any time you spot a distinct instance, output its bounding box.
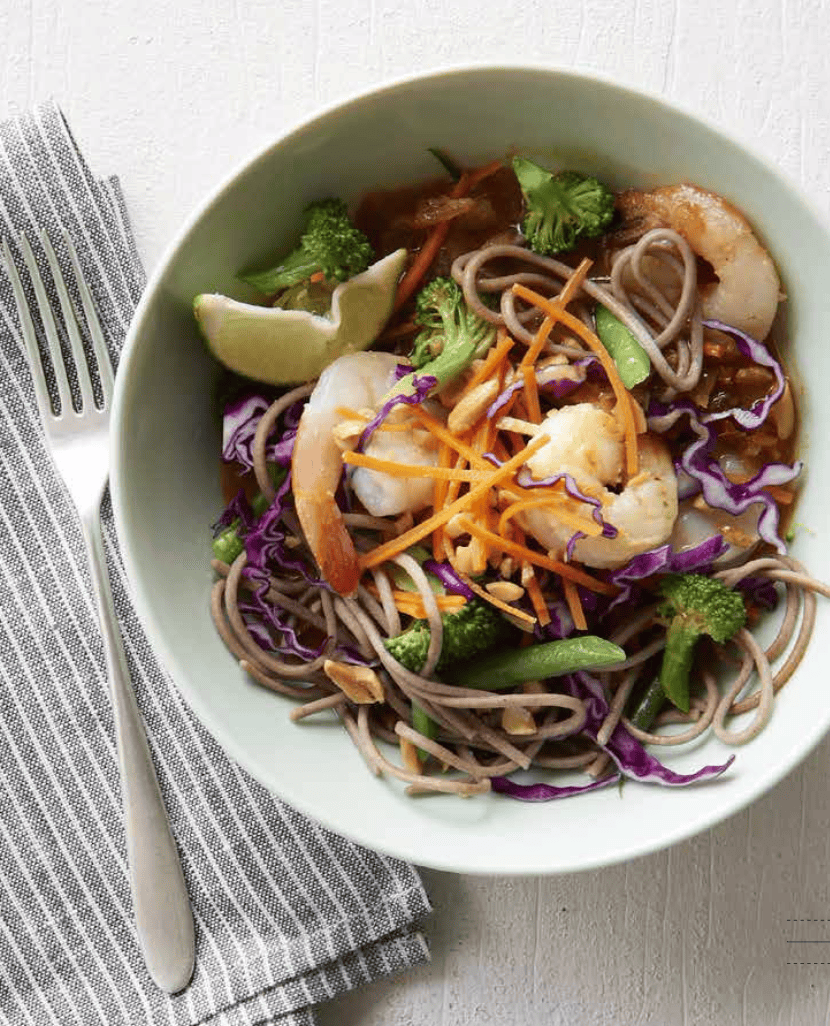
[239,198,374,297]
[408,276,496,381]
[384,598,508,675]
[658,573,747,712]
[512,157,615,256]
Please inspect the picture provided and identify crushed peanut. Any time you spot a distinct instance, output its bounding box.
[323,660,385,704]
[485,580,525,603]
[501,706,536,735]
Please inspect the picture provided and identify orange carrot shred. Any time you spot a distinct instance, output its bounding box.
[523,566,551,627]
[563,578,588,631]
[453,515,617,596]
[342,450,489,482]
[512,283,640,478]
[522,364,542,424]
[358,436,546,570]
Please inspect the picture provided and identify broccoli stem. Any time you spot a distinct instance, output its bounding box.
[449,636,625,692]
[629,677,666,732]
[411,702,439,761]
[658,621,700,713]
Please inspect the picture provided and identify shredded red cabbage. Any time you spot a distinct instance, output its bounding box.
[222,393,298,470]
[222,395,270,470]
[212,491,257,537]
[702,320,785,429]
[487,356,599,419]
[422,559,475,598]
[244,472,324,586]
[492,772,621,801]
[356,371,438,452]
[516,467,618,538]
[605,533,729,611]
[648,398,800,553]
[565,672,735,785]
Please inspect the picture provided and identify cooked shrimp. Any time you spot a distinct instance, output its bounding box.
[292,351,440,594]
[517,404,678,569]
[616,184,781,341]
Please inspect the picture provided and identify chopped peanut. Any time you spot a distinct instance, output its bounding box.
[323,660,385,704]
[485,580,525,603]
[501,706,536,735]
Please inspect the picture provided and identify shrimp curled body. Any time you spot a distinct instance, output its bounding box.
[616,184,781,342]
[518,404,678,570]
[292,351,441,595]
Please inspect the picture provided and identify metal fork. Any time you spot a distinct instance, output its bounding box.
[2,231,195,993]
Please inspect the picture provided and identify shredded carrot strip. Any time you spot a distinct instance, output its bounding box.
[563,578,588,631]
[365,584,466,618]
[456,330,515,398]
[358,436,546,570]
[512,283,640,477]
[342,450,490,482]
[523,565,551,627]
[432,441,453,560]
[522,364,542,424]
[498,497,602,538]
[465,157,505,190]
[452,515,617,596]
[407,405,493,470]
[309,270,326,284]
[392,159,503,314]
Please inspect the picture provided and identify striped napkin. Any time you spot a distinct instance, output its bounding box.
[0,101,430,1026]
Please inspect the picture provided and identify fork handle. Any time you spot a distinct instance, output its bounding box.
[81,510,195,993]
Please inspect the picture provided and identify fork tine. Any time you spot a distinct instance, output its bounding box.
[18,233,73,416]
[61,229,114,404]
[39,230,96,412]
[2,238,57,423]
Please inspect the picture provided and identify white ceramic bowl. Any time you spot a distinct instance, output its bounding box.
[112,66,830,874]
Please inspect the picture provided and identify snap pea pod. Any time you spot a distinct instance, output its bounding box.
[595,304,651,388]
[449,636,626,692]
[628,677,666,732]
[411,702,439,761]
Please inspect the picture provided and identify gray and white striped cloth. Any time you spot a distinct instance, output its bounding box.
[0,102,430,1026]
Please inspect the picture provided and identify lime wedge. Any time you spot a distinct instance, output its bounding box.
[194,248,407,384]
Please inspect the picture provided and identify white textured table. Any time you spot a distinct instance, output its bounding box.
[7,2,830,1022]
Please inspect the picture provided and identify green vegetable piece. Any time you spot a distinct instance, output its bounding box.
[212,525,245,564]
[513,157,615,256]
[193,249,407,386]
[383,276,496,408]
[211,488,276,564]
[411,702,439,761]
[595,305,651,388]
[239,198,374,295]
[388,545,444,594]
[383,598,507,674]
[629,677,666,732]
[658,573,746,712]
[450,636,626,692]
[428,148,462,182]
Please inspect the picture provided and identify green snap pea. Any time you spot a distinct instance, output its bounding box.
[595,305,651,388]
[629,677,666,732]
[449,636,626,691]
[411,702,439,762]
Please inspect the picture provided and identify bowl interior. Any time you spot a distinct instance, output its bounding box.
[112,67,830,874]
